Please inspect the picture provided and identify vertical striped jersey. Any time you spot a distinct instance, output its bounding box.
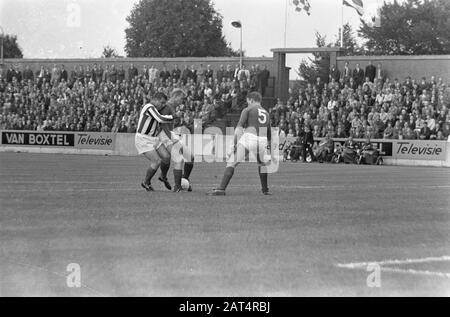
[136,103,174,137]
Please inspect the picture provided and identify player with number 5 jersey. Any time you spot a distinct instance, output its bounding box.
[208,91,272,196]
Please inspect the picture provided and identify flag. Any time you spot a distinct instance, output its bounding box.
[293,0,311,16]
[343,0,364,16]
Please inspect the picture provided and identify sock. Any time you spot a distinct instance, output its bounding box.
[218,166,235,190]
[173,169,182,188]
[160,160,170,179]
[144,167,157,185]
[183,162,194,180]
[258,166,268,192]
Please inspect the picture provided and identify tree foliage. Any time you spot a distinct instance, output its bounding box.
[125,0,236,57]
[102,45,120,58]
[297,24,360,84]
[1,34,23,59]
[359,0,450,55]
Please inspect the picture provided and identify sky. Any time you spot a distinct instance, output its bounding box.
[0,0,385,77]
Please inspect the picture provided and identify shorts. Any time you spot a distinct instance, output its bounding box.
[158,130,182,148]
[135,133,161,154]
[238,133,268,154]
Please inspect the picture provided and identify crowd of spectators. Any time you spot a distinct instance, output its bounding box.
[1,60,449,141]
[0,62,270,133]
[272,62,450,141]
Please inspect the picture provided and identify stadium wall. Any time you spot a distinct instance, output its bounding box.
[337,55,450,82]
[1,130,450,167]
[0,57,274,76]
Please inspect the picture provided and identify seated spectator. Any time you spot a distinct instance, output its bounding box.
[343,135,358,164]
[383,121,394,139]
[419,121,431,140]
[315,133,334,163]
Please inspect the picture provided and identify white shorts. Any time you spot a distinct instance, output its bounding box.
[238,133,268,154]
[135,133,161,154]
[158,130,182,148]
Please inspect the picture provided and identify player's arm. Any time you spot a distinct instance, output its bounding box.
[234,108,248,146]
[147,105,174,123]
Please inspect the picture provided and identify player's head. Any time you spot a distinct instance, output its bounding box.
[168,88,187,109]
[151,92,168,110]
[246,91,262,107]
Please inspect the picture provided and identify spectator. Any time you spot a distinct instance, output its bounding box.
[365,61,376,82]
[419,121,431,140]
[259,64,270,97]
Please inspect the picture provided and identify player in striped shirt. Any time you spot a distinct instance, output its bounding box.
[135,92,174,191]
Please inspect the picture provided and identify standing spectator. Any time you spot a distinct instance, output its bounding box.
[375,63,386,83]
[6,65,18,83]
[69,65,77,84]
[225,64,234,81]
[341,62,352,84]
[299,125,315,162]
[259,64,270,97]
[171,64,181,82]
[204,65,213,81]
[329,64,340,83]
[159,66,170,83]
[216,65,225,83]
[149,65,158,84]
[365,61,376,82]
[128,63,138,81]
[238,64,250,83]
[102,64,110,82]
[181,65,191,85]
[22,65,34,82]
[141,64,149,80]
[189,65,197,83]
[118,65,126,82]
[61,65,68,82]
[94,64,103,83]
[353,63,365,87]
[109,65,117,83]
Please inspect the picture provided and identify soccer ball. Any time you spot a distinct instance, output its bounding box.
[181,178,190,191]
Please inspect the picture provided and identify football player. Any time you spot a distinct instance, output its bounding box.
[157,89,195,192]
[135,92,174,191]
[208,91,272,196]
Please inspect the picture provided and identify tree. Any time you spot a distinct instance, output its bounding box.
[296,24,361,84]
[1,34,23,58]
[359,0,450,55]
[334,23,361,56]
[102,45,120,58]
[125,0,235,57]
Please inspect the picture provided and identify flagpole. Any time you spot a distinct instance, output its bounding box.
[340,0,344,47]
[284,0,288,48]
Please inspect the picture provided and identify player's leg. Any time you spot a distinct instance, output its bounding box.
[208,142,246,196]
[181,143,194,191]
[142,149,162,191]
[255,137,270,195]
[157,144,172,190]
[170,141,185,192]
[157,132,172,189]
[181,143,194,181]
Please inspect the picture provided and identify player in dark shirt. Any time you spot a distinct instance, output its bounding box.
[157,89,195,192]
[208,92,272,196]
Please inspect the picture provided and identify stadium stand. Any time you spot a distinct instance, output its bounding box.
[0,63,449,141]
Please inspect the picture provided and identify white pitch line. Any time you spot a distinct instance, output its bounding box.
[380,267,450,279]
[336,255,450,268]
[336,255,450,279]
